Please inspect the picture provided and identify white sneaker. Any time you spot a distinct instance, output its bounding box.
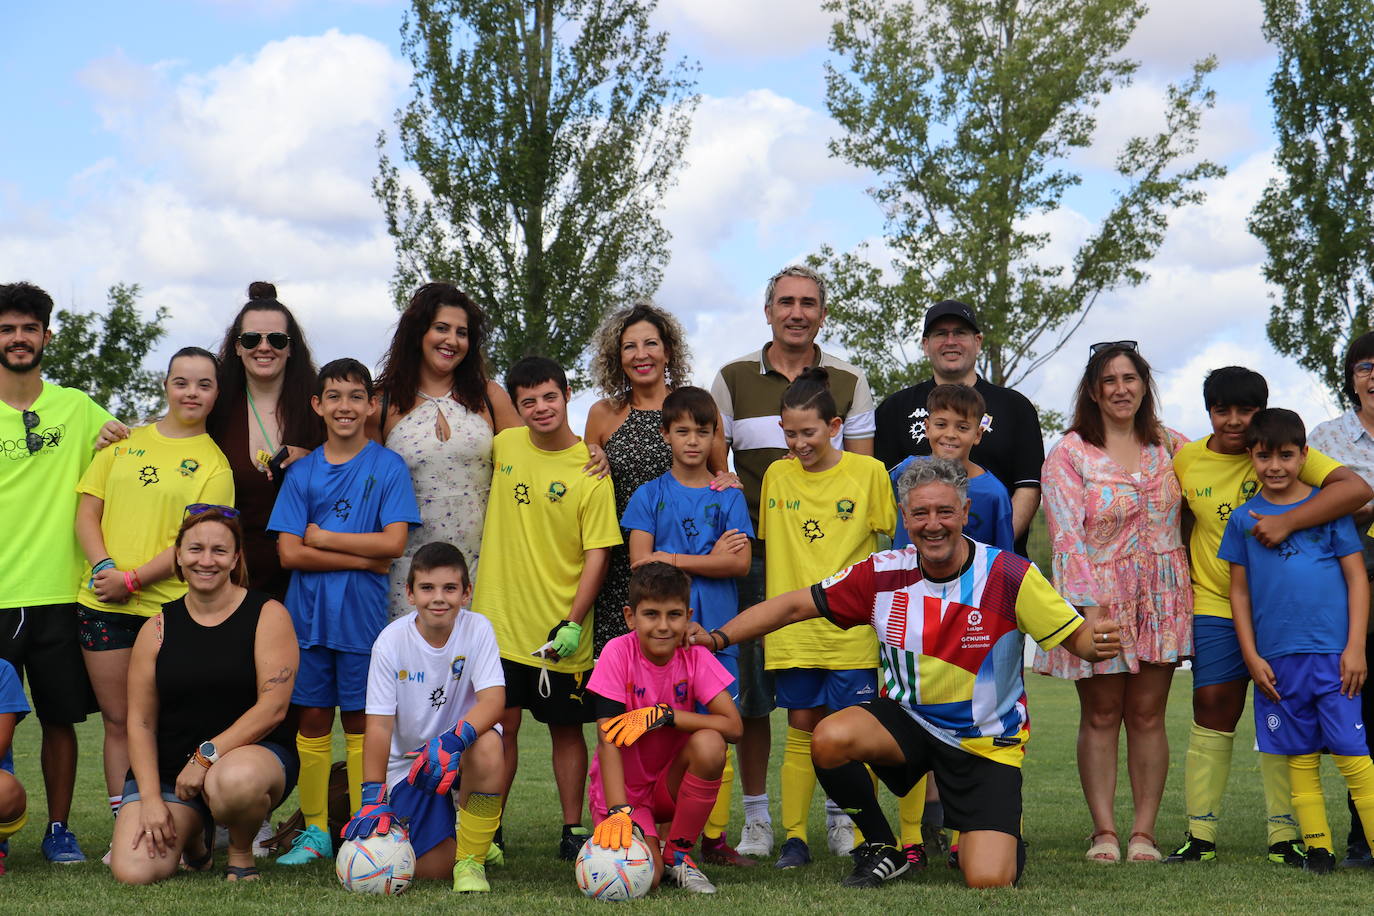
[251,818,274,857]
[666,855,717,893]
[736,819,773,857]
[827,818,857,856]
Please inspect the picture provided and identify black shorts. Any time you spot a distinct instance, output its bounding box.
[76,605,145,651]
[864,697,1022,837]
[0,604,97,724]
[501,658,592,726]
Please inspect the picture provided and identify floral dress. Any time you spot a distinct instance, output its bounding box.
[591,408,673,656]
[384,393,493,619]
[1033,428,1194,678]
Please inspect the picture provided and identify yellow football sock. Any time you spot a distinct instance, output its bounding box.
[1184,723,1233,843]
[781,727,815,842]
[898,775,927,847]
[704,753,734,841]
[1260,747,1300,844]
[1335,754,1374,849]
[0,809,27,843]
[1287,753,1329,852]
[344,731,365,814]
[297,732,334,834]
[456,793,503,862]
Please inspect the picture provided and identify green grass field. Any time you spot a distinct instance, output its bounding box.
[5,671,1371,913]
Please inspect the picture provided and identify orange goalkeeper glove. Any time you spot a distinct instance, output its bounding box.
[600,703,674,747]
[593,805,635,850]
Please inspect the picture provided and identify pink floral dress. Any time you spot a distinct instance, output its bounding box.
[1032,428,1193,679]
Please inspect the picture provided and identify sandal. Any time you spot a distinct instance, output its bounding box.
[225,864,261,882]
[181,820,215,872]
[1085,829,1120,864]
[1127,832,1162,862]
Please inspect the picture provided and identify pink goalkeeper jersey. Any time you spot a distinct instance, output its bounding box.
[587,634,734,828]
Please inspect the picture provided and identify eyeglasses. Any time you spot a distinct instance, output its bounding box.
[184,503,240,520]
[1354,361,1374,379]
[1090,340,1139,355]
[22,410,41,454]
[237,331,291,350]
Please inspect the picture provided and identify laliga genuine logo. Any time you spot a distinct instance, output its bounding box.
[967,610,983,627]
[1266,714,1281,732]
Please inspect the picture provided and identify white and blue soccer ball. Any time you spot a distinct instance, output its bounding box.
[575,835,655,902]
[336,825,416,895]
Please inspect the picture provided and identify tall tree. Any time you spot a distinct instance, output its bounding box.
[815,0,1225,398]
[43,283,169,422]
[1249,0,1374,398]
[375,0,697,378]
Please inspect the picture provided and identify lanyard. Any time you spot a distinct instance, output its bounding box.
[246,390,277,454]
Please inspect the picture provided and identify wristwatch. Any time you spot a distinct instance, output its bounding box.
[198,740,220,765]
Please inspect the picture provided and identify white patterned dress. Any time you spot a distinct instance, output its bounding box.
[384,393,493,619]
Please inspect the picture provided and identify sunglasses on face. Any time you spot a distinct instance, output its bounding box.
[184,503,241,520]
[1089,340,1139,355]
[22,409,41,454]
[238,331,291,351]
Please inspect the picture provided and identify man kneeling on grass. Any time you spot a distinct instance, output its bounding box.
[692,458,1122,888]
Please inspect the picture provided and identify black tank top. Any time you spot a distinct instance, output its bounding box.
[153,589,296,782]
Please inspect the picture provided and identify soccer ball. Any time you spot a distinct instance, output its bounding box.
[574,835,654,902]
[335,826,416,895]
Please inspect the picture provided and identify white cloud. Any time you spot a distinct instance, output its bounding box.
[1125,0,1270,71]
[655,0,833,55]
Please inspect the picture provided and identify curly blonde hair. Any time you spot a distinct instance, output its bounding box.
[590,303,692,404]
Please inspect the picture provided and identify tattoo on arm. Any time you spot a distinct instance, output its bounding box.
[259,666,295,695]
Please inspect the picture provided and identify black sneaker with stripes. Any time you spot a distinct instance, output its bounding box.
[841,842,910,888]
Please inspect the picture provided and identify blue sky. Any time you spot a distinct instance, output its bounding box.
[0,0,1333,436]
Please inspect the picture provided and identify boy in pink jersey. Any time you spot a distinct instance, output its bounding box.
[587,563,741,894]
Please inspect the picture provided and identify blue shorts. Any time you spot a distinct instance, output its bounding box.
[1254,654,1368,756]
[774,667,877,711]
[293,645,370,710]
[388,777,456,857]
[1192,615,1249,688]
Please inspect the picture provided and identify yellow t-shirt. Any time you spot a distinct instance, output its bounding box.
[76,424,234,617]
[471,428,622,674]
[759,451,896,669]
[1173,435,1340,618]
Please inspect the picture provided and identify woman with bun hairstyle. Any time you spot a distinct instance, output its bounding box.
[371,282,519,618]
[206,282,324,600]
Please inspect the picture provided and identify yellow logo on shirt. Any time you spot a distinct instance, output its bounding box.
[547,480,568,503]
[835,498,856,522]
[179,458,199,478]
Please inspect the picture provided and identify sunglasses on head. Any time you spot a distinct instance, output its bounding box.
[184,503,241,520]
[1089,340,1139,356]
[238,331,290,351]
[22,409,42,454]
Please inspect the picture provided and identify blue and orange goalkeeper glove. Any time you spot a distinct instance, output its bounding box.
[407,720,478,795]
[601,704,674,747]
[341,781,395,840]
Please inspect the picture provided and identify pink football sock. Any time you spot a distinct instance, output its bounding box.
[666,772,724,864]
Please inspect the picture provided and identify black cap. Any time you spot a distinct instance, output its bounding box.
[922,299,980,336]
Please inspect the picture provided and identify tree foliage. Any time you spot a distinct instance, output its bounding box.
[814,0,1225,398]
[1249,0,1374,398]
[375,0,697,379]
[44,283,169,422]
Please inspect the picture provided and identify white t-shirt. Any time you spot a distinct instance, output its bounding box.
[365,609,505,788]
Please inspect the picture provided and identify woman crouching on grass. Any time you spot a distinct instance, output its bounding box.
[111,508,299,884]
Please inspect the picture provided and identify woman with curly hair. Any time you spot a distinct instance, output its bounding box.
[584,303,733,657]
[371,282,519,617]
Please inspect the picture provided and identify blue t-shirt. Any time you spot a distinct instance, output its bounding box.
[890,456,1014,552]
[0,659,29,774]
[268,441,421,653]
[1218,490,1363,659]
[620,473,755,644]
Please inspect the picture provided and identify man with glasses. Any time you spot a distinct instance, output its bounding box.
[0,282,122,863]
[874,300,1044,556]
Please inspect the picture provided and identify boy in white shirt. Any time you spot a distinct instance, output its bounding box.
[342,541,506,893]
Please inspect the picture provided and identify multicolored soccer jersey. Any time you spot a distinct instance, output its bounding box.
[586,634,734,838]
[0,658,29,775]
[620,471,754,642]
[812,540,1083,766]
[76,423,234,617]
[1173,436,1340,618]
[472,428,622,674]
[889,456,1014,551]
[759,450,895,670]
[1,383,114,607]
[1218,491,1362,659]
[268,441,420,652]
